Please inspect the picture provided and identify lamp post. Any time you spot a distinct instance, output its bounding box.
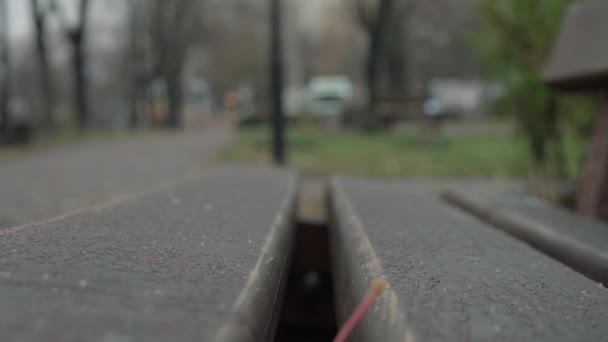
[269,0,285,164]
[0,0,11,140]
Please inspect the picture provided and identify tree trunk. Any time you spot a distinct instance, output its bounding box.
[65,0,90,130]
[71,33,88,129]
[364,43,380,131]
[127,1,142,130]
[384,16,407,97]
[31,0,55,130]
[530,134,546,165]
[165,74,182,128]
[129,87,140,130]
[362,0,393,132]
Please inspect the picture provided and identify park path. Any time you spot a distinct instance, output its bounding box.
[0,126,233,229]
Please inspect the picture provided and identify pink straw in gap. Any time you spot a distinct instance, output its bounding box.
[334,279,386,342]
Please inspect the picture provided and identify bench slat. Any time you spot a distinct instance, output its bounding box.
[332,177,608,341]
[442,188,608,285]
[0,167,296,341]
[543,0,608,90]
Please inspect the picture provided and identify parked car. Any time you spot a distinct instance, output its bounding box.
[306,76,354,123]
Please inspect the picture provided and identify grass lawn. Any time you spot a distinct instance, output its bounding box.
[222,123,587,179]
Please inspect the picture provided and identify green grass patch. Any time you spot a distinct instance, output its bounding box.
[222,125,586,178]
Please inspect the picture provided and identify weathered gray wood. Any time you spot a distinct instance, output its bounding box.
[543,0,608,90]
[0,166,296,342]
[333,177,608,341]
[449,189,608,254]
[330,180,414,342]
[442,188,608,285]
[577,105,608,220]
[544,0,608,220]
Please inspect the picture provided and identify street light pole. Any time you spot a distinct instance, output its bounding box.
[269,0,285,164]
[0,0,11,140]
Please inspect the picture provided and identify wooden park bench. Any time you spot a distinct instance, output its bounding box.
[543,0,608,220]
[1,165,607,341]
[3,2,608,333]
[3,1,608,340]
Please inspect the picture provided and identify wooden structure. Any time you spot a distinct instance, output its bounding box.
[1,166,608,340]
[544,0,608,219]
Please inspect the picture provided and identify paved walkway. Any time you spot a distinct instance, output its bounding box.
[0,126,232,229]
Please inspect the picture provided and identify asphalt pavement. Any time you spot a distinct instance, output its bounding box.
[0,127,232,229]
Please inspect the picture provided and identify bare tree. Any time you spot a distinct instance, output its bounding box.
[147,0,202,128]
[53,0,91,129]
[0,0,11,139]
[351,0,393,129]
[124,0,149,129]
[31,0,55,130]
[202,1,267,102]
[349,0,412,129]
[382,9,409,97]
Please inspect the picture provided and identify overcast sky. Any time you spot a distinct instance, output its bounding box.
[6,0,124,42]
[7,0,337,41]
[6,0,30,40]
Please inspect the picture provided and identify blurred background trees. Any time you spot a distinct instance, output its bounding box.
[0,0,599,187]
[1,0,487,130]
[2,0,483,134]
[30,0,55,131]
[347,0,414,130]
[471,0,596,176]
[349,0,398,130]
[125,0,203,128]
[54,0,90,129]
[148,0,203,128]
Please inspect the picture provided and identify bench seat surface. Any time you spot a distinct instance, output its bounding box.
[0,167,295,341]
[336,177,608,341]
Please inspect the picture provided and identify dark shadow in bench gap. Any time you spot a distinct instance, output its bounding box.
[274,201,338,341]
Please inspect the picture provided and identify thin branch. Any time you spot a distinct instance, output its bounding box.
[50,0,71,34]
[393,0,415,20]
[51,0,89,37]
[78,0,90,29]
[351,0,374,30]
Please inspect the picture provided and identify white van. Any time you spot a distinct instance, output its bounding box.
[306,76,354,119]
